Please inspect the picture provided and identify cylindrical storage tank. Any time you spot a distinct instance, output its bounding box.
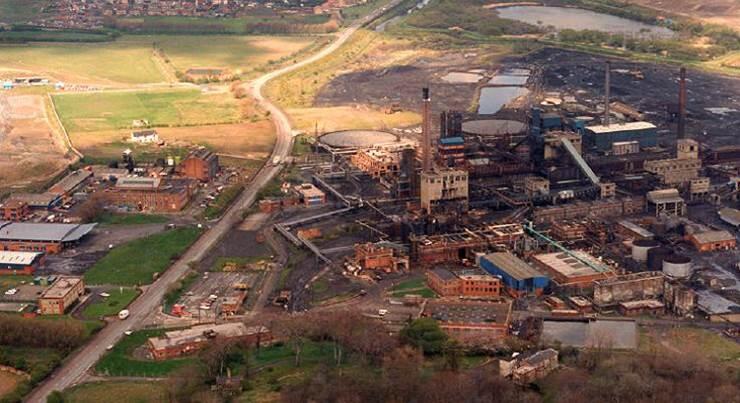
[632,239,660,263]
[663,254,692,278]
[647,247,671,271]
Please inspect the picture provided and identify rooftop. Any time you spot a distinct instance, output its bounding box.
[518,348,558,367]
[619,299,664,309]
[148,323,267,351]
[425,300,511,325]
[430,267,456,282]
[0,222,96,242]
[40,276,82,299]
[617,220,654,238]
[719,208,740,227]
[647,188,683,203]
[9,192,61,207]
[690,230,735,244]
[0,251,43,266]
[294,184,324,198]
[532,251,611,278]
[481,252,545,281]
[52,170,92,194]
[115,177,161,190]
[594,271,663,286]
[586,121,657,134]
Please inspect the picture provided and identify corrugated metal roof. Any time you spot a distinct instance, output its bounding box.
[691,230,735,244]
[0,251,42,265]
[719,208,740,227]
[481,252,544,281]
[587,121,656,134]
[0,223,96,242]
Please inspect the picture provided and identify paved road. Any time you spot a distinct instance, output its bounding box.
[27,4,399,402]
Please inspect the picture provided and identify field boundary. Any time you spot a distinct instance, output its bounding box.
[47,93,84,159]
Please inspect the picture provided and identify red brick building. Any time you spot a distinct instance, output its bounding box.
[0,200,30,221]
[0,222,96,254]
[103,177,196,212]
[147,323,271,360]
[423,299,512,344]
[426,268,501,298]
[178,149,219,182]
[38,276,84,315]
[0,251,43,275]
[688,230,736,252]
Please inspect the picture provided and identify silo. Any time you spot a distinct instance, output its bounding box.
[663,254,692,278]
[647,247,671,271]
[632,239,659,262]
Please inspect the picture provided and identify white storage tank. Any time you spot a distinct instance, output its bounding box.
[632,239,659,262]
[662,254,692,279]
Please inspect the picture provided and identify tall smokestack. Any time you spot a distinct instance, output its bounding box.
[678,67,686,139]
[422,87,432,173]
[604,61,611,127]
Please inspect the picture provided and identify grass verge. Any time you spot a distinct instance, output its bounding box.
[95,329,195,377]
[95,212,169,226]
[63,380,167,403]
[203,184,244,220]
[80,288,139,320]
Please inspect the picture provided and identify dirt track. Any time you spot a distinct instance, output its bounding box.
[0,94,73,191]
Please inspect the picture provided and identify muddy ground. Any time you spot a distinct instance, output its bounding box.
[315,51,492,121]
[0,94,73,191]
[519,48,740,148]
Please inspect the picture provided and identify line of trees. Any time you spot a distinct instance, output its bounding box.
[0,314,87,351]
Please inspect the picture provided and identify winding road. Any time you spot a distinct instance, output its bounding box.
[26,3,402,402]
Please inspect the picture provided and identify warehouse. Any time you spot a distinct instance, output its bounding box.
[0,221,96,254]
[0,251,44,275]
[584,121,657,151]
[688,230,736,252]
[531,251,614,289]
[478,252,549,297]
[718,208,740,228]
[423,299,512,344]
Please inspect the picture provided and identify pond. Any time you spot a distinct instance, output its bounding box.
[478,86,530,115]
[496,6,675,39]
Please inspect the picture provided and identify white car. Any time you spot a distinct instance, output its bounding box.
[118,309,130,320]
[124,330,133,336]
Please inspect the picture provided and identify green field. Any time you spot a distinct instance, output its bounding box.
[80,288,139,320]
[148,35,318,75]
[0,41,163,84]
[53,89,241,133]
[84,227,202,286]
[64,381,167,403]
[388,278,437,298]
[95,329,194,377]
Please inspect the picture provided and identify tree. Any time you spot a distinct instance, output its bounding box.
[46,391,65,403]
[399,318,448,355]
[165,365,206,403]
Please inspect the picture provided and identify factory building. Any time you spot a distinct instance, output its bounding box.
[618,299,664,316]
[0,251,44,275]
[350,243,408,273]
[688,230,736,252]
[437,136,465,167]
[420,168,469,213]
[38,276,84,315]
[103,177,196,212]
[501,349,559,385]
[664,281,697,316]
[611,140,640,156]
[422,299,512,344]
[531,251,614,289]
[532,197,644,224]
[147,323,271,360]
[0,200,30,221]
[178,148,219,182]
[0,221,96,254]
[646,189,685,217]
[350,148,399,178]
[426,268,502,298]
[410,224,525,265]
[644,139,701,185]
[584,121,657,151]
[478,252,549,297]
[293,183,326,206]
[593,272,665,308]
[49,170,93,201]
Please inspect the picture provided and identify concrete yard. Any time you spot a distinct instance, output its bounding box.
[542,319,638,349]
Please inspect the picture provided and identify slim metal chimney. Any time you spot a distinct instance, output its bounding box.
[604,61,611,127]
[422,87,432,173]
[678,67,686,139]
